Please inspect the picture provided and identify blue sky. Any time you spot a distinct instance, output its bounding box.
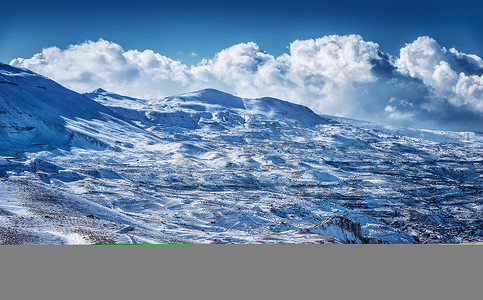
[1,0,482,65]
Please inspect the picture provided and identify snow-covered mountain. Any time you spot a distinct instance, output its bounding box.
[0,63,157,155]
[1,62,482,244]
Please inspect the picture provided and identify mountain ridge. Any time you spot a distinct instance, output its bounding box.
[0,63,159,155]
[1,63,481,244]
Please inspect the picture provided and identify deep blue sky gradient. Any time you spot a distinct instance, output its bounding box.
[1,0,482,65]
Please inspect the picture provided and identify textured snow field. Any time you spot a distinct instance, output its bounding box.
[1,63,482,244]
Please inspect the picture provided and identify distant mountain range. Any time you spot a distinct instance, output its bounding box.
[1,62,482,244]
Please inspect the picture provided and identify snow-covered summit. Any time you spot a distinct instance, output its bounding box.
[92,88,108,94]
[245,96,332,127]
[85,87,333,130]
[84,88,147,110]
[160,88,246,109]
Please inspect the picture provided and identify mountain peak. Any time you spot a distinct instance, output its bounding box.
[92,88,108,94]
[165,88,246,109]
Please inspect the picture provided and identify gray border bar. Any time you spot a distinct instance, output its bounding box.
[1,245,481,300]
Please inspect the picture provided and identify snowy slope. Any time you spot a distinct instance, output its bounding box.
[0,63,155,155]
[327,114,483,145]
[1,64,482,244]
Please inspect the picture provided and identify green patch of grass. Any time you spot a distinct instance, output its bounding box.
[94,243,193,245]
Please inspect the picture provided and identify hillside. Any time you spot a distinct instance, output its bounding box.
[1,63,482,244]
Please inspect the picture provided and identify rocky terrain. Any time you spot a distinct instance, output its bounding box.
[1,62,482,244]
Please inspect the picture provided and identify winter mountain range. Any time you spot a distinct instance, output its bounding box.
[1,62,482,244]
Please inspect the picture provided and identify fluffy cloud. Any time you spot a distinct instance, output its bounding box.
[11,39,192,98]
[10,35,483,131]
[191,35,386,117]
[396,36,483,113]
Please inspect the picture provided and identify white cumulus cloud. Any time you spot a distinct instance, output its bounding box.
[10,39,192,99]
[396,36,483,113]
[10,35,483,131]
[190,35,385,117]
